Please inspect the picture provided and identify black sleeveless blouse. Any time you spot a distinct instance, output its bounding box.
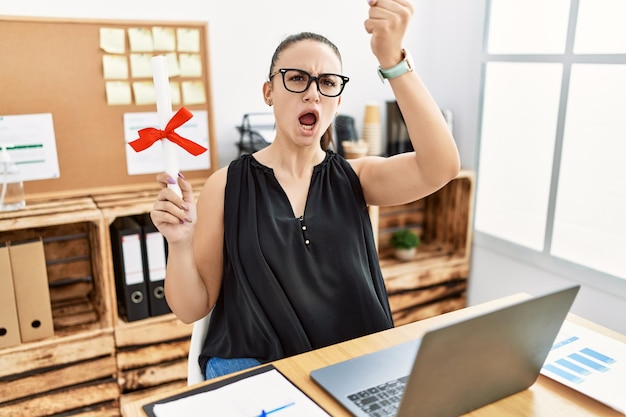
[199,150,393,374]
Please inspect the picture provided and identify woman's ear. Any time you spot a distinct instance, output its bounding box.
[263,81,273,106]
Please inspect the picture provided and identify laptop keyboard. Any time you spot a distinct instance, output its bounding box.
[347,375,409,416]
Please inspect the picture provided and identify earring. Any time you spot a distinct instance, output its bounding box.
[267,100,273,106]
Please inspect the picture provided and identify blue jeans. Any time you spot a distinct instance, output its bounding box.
[205,357,261,380]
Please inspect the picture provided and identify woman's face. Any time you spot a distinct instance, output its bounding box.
[264,39,343,148]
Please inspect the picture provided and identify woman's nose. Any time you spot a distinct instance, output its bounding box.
[303,79,321,101]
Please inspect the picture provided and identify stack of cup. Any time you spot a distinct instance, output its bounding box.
[362,103,382,156]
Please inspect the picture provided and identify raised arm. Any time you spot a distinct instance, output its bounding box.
[352,0,460,207]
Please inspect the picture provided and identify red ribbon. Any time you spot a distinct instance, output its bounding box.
[129,107,207,156]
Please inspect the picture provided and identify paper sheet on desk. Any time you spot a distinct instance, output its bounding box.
[541,320,626,415]
[150,366,330,417]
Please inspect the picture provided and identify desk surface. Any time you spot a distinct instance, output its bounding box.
[122,294,626,417]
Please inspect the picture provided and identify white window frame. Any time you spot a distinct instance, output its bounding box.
[475,0,626,299]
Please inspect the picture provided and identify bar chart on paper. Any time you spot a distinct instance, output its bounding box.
[541,320,626,415]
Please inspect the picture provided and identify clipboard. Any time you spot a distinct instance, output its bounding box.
[142,364,331,417]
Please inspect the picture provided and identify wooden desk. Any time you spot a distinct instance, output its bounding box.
[122,294,625,417]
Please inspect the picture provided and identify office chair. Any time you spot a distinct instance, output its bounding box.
[186,312,212,386]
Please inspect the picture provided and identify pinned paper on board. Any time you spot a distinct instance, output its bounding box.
[126,55,208,194]
[0,113,60,182]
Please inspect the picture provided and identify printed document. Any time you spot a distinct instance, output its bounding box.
[123,110,210,175]
[149,366,330,417]
[0,113,60,181]
[541,320,626,415]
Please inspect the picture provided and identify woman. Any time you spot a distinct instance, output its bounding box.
[151,0,460,380]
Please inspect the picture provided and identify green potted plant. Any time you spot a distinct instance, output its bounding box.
[389,228,420,261]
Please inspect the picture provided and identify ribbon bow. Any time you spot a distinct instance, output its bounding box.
[129,107,207,156]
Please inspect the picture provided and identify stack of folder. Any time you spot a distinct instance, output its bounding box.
[110,214,170,322]
[0,239,55,349]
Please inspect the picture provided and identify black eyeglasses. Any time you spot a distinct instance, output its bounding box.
[269,68,349,98]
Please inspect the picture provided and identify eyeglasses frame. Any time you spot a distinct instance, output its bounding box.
[269,68,350,98]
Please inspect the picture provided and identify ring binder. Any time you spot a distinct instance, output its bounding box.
[8,239,55,342]
[0,243,21,348]
[136,214,171,317]
[110,217,150,322]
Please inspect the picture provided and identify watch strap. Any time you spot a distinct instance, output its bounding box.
[377,49,413,82]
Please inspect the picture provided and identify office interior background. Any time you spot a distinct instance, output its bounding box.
[2,0,624,335]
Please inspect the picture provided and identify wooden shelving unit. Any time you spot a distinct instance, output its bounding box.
[0,185,207,416]
[377,170,475,326]
[91,186,203,412]
[0,197,119,416]
[0,171,473,416]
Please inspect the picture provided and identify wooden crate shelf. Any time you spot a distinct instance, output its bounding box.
[118,380,187,413]
[91,180,204,224]
[0,329,118,416]
[0,190,196,416]
[0,379,120,417]
[391,294,467,326]
[377,171,473,260]
[377,170,475,326]
[0,197,114,341]
[118,355,188,395]
[113,315,192,348]
[0,329,115,380]
[381,254,470,292]
[114,315,192,407]
[0,196,101,229]
[92,190,197,407]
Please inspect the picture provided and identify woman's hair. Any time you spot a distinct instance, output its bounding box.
[268,32,342,151]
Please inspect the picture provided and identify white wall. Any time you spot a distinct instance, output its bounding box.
[3,0,624,334]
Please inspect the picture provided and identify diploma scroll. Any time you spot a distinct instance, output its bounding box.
[151,55,181,196]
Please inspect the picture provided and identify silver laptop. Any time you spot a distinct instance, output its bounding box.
[310,285,580,417]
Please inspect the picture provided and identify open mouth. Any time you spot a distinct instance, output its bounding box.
[299,112,317,131]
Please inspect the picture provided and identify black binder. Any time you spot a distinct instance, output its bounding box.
[110,216,149,322]
[136,214,171,317]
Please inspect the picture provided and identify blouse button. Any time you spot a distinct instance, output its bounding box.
[305,239,310,245]
[302,225,307,231]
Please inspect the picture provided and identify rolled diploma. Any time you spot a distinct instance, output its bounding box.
[151,55,182,196]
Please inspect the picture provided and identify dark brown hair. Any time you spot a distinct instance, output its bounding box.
[268,32,343,151]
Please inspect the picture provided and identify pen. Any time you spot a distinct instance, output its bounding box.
[257,401,296,416]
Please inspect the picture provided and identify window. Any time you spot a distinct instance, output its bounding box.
[475,0,626,285]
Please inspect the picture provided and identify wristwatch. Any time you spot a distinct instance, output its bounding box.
[377,49,414,82]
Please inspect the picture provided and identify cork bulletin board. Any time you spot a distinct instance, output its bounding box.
[0,16,218,199]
